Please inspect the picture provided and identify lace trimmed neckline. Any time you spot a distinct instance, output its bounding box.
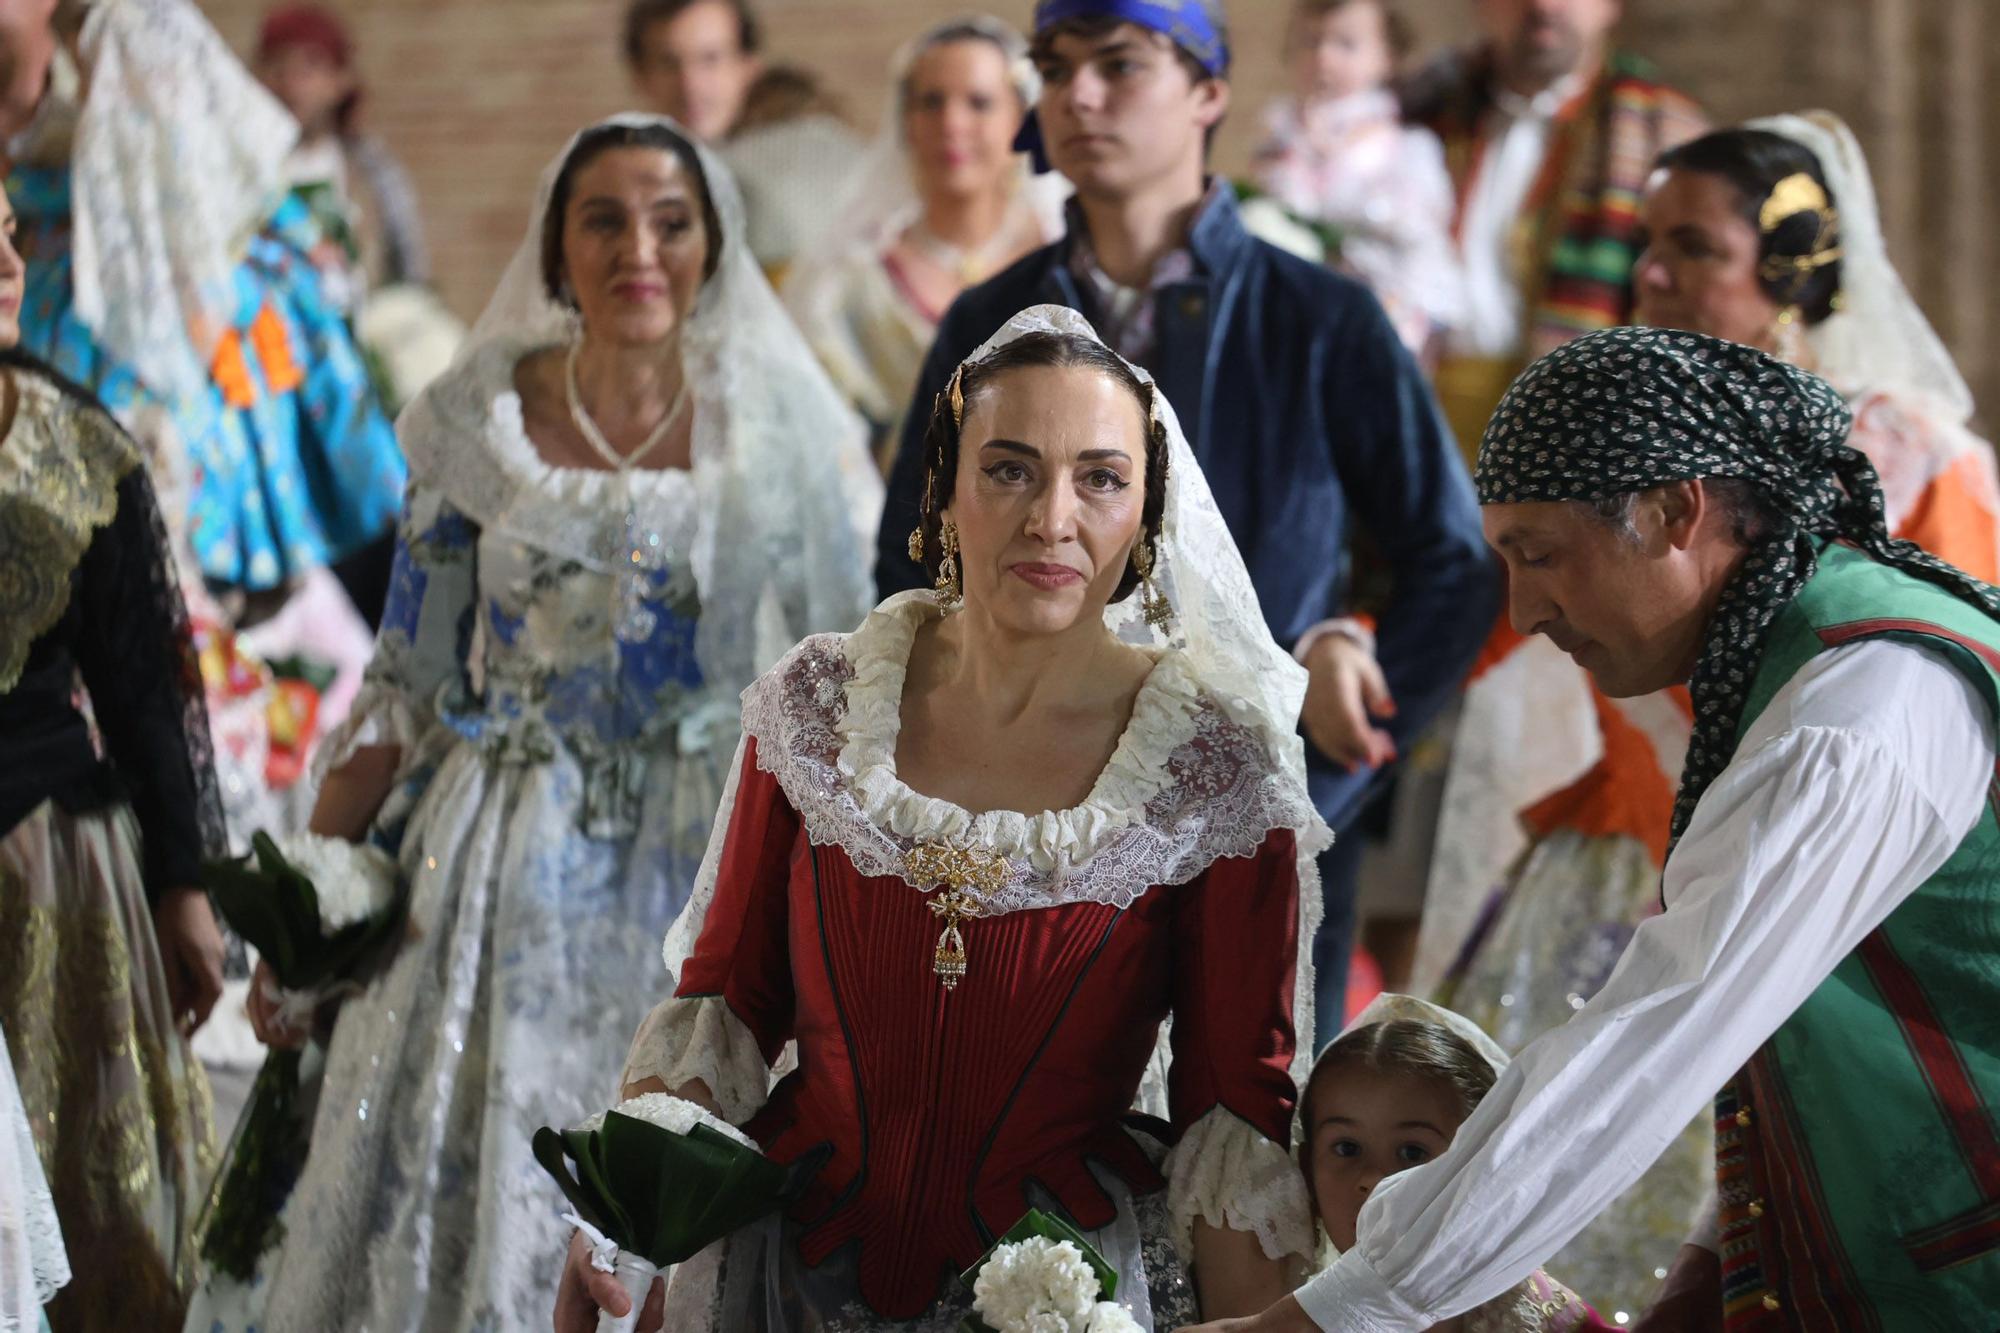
[399,333,701,574]
[475,337,697,498]
[831,592,1205,870]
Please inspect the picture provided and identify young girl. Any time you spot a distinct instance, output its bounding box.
[1253,0,1461,355]
[1299,996,1611,1332]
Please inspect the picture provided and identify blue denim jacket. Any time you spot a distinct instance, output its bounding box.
[875,187,1499,832]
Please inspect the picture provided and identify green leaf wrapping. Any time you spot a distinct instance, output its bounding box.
[194,1048,307,1280]
[193,832,409,1278]
[956,1207,1120,1333]
[532,1110,829,1268]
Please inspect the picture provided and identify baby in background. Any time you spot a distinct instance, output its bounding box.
[1299,995,1612,1332]
[1254,0,1461,356]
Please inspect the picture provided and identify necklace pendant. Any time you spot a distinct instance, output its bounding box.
[933,916,969,990]
[908,844,1009,991]
[928,890,977,990]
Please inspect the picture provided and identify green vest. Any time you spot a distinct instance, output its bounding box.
[1713,543,2000,1331]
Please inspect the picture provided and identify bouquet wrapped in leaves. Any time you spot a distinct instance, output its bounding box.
[535,1093,828,1333]
[961,1209,1142,1333]
[196,831,405,1279]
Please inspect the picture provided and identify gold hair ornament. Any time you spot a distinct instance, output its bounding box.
[1757,172,1843,287]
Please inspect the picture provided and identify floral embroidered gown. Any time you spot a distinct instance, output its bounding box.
[213,334,756,1330]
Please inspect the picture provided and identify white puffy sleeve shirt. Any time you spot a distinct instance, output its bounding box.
[1297,638,1999,1329]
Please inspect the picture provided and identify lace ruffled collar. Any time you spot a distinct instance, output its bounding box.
[738,591,1321,912]
[834,592,1199,867]
[399,333,698,570]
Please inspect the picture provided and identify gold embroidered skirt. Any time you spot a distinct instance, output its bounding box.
[0,800,217,1332]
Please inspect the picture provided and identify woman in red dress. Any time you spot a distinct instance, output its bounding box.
[556,305,1331,1330]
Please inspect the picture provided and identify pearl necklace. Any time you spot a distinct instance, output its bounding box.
[563,341,692,643]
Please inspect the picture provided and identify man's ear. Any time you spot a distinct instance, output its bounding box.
[1657,479,1708,552]
[1192,74,1231,132]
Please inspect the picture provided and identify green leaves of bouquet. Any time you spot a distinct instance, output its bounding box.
[196,830,406,1280]
[533,1095,828,1270]
[959,1208,1139,1333]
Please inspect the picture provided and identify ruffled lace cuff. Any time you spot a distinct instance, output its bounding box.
[310,682,432,784]
[1164,1105,1315,1264]
[617,995,771,1125]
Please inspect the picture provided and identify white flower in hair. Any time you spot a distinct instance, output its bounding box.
[275,832,398,934]
[970,1235,1099,1332]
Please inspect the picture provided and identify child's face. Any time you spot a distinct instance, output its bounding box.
[1290,3,1396,104]
[1303,1061,1466,1251]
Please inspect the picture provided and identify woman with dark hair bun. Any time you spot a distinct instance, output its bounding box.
[192,115,875,1332]
[1639,112,2000,582]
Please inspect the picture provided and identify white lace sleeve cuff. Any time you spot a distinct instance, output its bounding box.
[311,682,431,783]
[1164,1105,1315,1264]
[617,995,771,1125]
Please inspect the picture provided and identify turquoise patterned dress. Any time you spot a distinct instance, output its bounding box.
[9,165,406,590]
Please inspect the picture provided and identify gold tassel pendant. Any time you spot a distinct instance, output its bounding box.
[907,844,1008,990]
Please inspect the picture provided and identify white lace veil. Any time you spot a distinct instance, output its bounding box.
[1749,110,1976,424]
[66,0,298,414]
[452,112,879,693]
[788,15,1065,281]
[1318,993,1511,1080]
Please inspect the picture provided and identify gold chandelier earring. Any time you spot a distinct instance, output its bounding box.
[1131,536,1171,630]
[933,519,963,609]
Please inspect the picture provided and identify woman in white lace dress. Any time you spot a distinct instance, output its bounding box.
[196,115,876,1332]
[557,306,1331,1331]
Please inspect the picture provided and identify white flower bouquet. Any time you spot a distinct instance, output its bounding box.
[535,1094,828,1333]
[961,1209,1143,1333]
[195,831,406,1278]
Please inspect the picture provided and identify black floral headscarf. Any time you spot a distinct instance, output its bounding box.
[1476,327,2000,849]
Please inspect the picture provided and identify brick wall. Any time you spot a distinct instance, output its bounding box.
[195,0,1997,417]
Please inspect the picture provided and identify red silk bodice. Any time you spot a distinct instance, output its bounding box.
[675,739,1301,1318]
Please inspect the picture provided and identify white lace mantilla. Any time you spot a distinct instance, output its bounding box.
[738,592,1322,914]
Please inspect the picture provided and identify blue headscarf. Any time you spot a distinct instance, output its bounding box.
[1032,0,1229,76]
[1015,0,1229,170]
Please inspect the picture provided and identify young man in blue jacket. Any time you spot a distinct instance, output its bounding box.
[875,0,1496,1026]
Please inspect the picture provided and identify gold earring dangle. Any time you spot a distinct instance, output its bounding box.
[1132,537,1171,630]
[934,520,962,608]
